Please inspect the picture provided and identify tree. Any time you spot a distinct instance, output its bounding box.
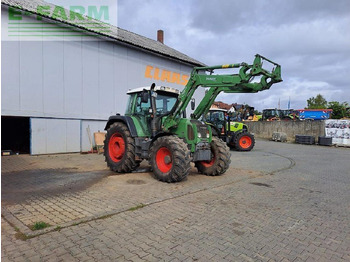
[328,101,350,119]
[306,94,328,109]
[254,110,261,115]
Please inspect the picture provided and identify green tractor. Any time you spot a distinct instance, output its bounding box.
[104,54,282,182]
[262,109,300,121]
[203,108,255,151]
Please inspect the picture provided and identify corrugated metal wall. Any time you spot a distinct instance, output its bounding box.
[1,7,203,154]
[31,118,80,154]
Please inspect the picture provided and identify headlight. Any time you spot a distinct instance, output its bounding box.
[198,133,202,138]
[206,132,210,138]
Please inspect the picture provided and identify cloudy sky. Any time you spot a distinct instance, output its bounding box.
[115,0,350,111]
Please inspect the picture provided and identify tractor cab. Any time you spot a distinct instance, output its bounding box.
[203,108,227,135]
[126,86,179,116]
[125,86,180,137]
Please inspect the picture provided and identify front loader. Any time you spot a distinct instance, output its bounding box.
[104,54,282,182]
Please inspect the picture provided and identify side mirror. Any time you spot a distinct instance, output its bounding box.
[141,89,149,103]
[191,98,195,110]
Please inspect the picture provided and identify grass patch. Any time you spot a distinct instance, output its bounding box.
[15,231,28,240]
[30,221,50,231]
[14,227,28,241]
[128,203,146,211]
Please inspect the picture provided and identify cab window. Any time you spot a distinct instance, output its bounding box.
[135,95,150,115]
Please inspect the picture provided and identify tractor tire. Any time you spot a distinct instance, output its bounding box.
[149,136,191,183]
[104,122,138,173]
[195,137,231,176]
[234,132,255,151]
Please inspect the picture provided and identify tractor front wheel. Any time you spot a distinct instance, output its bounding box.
[150,136,191,183]
[195,137,231,176]
[234,132,255,151]
[104,122,138,173]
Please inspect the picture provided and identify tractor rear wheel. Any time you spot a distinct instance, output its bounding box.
[104,122,138,173]
[150,136,191,183]
[195,137,231,176]
[234,132,255,151]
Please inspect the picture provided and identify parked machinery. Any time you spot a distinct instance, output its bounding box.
[203,108,255,151]
[262,109,300,121]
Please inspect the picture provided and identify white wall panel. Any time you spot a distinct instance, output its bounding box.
[31,118,80,154]
[43,41,64,115]
[98,41,116,117]
[46,119,67,153]
[82,41,99,118]
[66,120,81,152]
[63,41,83,116]
[113,44,128,115]
[1,41,20,113]
[20,41,43,113]
[3,38,199,119]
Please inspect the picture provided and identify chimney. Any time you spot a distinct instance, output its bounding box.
[157,30,164,44]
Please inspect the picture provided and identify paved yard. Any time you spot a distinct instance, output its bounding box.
[1,140,350,261]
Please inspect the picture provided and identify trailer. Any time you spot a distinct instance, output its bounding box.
[296,109,332,120]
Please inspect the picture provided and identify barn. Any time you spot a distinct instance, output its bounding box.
[1,0,205,155]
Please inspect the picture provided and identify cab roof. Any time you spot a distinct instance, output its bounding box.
[127,86,180,95]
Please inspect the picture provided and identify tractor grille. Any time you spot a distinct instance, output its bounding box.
[198,126,208,138]
[191,120,208,138]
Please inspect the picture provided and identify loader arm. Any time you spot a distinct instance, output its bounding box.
[162,54,282,131]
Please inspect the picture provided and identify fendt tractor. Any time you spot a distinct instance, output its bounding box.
[104,54,282,183]
[203,108,256,151]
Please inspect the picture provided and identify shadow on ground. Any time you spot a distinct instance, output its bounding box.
[1,169,110,205]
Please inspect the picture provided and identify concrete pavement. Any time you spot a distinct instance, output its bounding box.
[2,140,350,261]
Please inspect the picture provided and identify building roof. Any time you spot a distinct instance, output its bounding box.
[212,101,234,110]
[1,0,205,67]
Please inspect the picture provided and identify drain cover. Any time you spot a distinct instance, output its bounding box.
[126,179,146,185]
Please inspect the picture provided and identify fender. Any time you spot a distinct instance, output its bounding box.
[205,122,220,137]
[104,115,138,137]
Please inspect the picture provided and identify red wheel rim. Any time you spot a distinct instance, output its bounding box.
[156,147,172,173]
[108,133,125,162]
[239,136,252,149]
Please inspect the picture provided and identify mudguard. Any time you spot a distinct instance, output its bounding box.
[104,115,138,137]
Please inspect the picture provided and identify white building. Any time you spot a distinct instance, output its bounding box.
[1,0,205,154]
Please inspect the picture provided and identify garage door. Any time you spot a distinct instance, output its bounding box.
[31,118,80,154]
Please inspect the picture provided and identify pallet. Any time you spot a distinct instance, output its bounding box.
[318,136,332,146]
[295,135,315,145]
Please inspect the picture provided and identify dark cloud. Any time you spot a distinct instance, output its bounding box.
[117,0,350,111]
[190,0,350,33]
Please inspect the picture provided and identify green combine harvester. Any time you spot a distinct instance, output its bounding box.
[104,54,282,182]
